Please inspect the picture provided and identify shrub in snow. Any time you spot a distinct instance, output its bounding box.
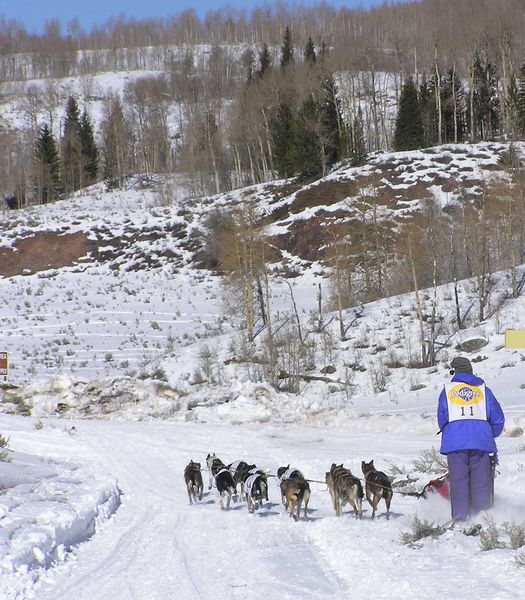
[504,521,525,550]
[515,551,525,568]
[411,448,447,474]
[401,515,449,545]
[479,515,506,551]
[0,433,12,462]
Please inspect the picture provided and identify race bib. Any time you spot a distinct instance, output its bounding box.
[444,383,487,422]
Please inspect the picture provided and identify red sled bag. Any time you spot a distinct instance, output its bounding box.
[420,474,450,500]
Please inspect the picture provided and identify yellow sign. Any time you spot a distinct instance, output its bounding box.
[0,352,7,376]
[505,330,525,349]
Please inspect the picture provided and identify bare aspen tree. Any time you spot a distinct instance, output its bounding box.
[326,222,354,340]
[434,44,442,146]
[407,232,427,364]
[219,199,270,342]
[452,60,459,143]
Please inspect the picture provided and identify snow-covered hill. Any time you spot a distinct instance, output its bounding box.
[1,142,525,599]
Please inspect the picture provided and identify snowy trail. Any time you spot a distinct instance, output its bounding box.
[33,421,347,600]
[12,418,525,600]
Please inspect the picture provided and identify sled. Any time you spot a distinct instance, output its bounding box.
[420,453,498,504]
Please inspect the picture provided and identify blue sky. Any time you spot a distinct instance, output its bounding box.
[0,0,395,34]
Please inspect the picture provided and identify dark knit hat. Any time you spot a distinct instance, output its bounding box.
[450,356,473,374]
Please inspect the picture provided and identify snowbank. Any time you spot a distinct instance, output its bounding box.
[0,418,121,580]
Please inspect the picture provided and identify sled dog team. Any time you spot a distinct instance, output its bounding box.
[183,454,392,521]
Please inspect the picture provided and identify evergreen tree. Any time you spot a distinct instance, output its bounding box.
[101,96,132,188]
[418,76,437,146]
[245,50,256,84]
[34,123,61,203]
[257,44,272,79]
[516,63,525,137]
[296,95,322,178]
[350,109,367,166]
[61,95,82,193]
[470,49,500,141]
[271,98,298,177]
[280,26,294,69]
[393,78,424,151]
[506,73,520,139]
[419,70,466,146]
[80,110,99,185]
[442,68,466,143]
[319,75,343,167]
[304,36,316,66]
[319,39,329,62]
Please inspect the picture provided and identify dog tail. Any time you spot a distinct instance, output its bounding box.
[356,478,364,499]
[296,481,310,520]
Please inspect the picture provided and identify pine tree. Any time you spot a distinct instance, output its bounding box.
[506,73,520,139]
[393,78,424,151]
[516,62,525,138]
[34,123,61,203]
[442,68,466,143]
[319,40,329,62]
[350,109,367,166]
[101,97,132,189]
[319,75,343,167]
[80,110,99,186]
[257,44,272,79]
[296,95,322,178]
[470,49,500,141]
[280,26,294,70]
[418,76,437,146]
[61,95,82,193]
[304,36,316,66]
[271,98,298,177]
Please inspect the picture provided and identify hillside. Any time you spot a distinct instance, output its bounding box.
[1,142,524,423]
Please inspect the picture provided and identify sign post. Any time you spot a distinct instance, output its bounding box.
[505,330,525,349]
[0,352,7,382]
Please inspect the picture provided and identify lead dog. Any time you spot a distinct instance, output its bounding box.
[184,460,203,505]
[326,463,363,518]
[278,465,310,521]
[206,453,236,510]
[361,459,393,519]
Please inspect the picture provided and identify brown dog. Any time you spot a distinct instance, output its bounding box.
[280,477,310,521]
[184,460,203,504]
[327,463,363,518]
[361,460,392,519]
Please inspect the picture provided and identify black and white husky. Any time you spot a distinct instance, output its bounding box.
[242,466,268,513]
[206,453,236,510]
[184,460,203,505]
[228,460,250,500]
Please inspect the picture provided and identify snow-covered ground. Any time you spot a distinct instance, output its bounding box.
[1,407,525,600]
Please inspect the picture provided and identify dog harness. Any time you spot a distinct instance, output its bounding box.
[280,468,301,481]
[444,382,487,422]
[228,460,242,475]
[244,473,260,496]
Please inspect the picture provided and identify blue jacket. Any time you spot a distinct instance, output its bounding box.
[437,372,505,454]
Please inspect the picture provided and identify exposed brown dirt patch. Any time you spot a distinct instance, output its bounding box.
[0,231,95,277]
[290,179,359,213]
